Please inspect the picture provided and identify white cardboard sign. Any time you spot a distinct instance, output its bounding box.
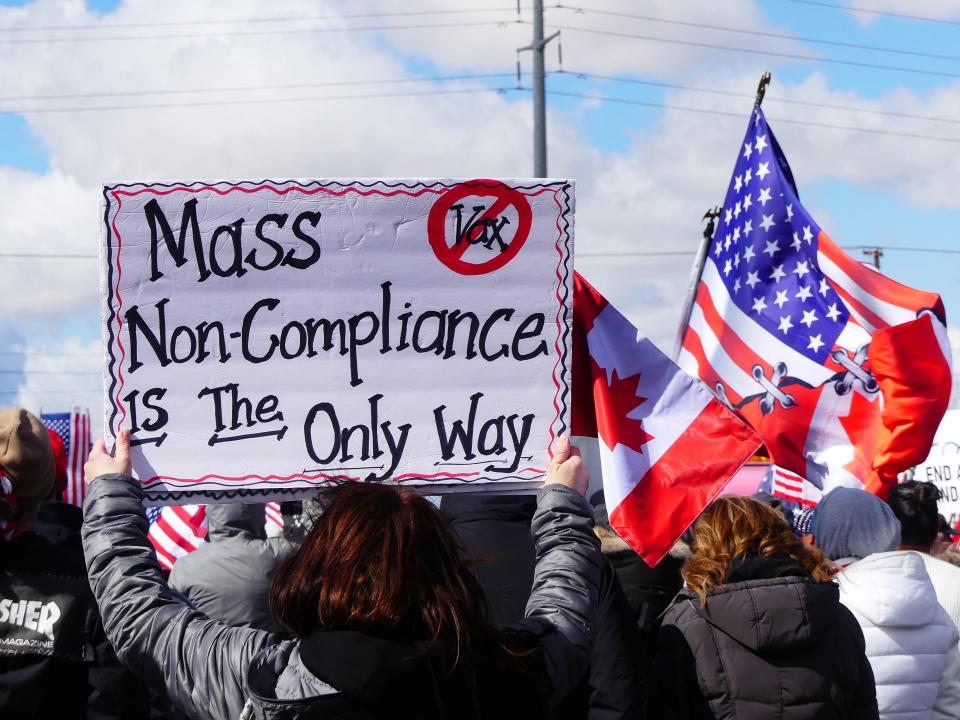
[100,179,574,503]
[911,409,960,527]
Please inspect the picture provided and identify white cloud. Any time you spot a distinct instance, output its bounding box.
[13,337,102,436]
[0,0,958,397]
[843,1,960,25]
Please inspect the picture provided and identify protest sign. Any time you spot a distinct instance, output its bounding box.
[100,179,574,503]
[911,409,960,526]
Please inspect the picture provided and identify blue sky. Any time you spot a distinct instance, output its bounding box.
[0,0,958,418]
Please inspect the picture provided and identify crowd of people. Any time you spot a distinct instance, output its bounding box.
[1,405,960,719]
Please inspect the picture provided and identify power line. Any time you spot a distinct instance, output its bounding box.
[0,370,99,375]
[548,89,960,144]
[0,72,519,104]
[781,0,960,27]
[0,351,99,357]
[557,4,960,63]
[578,251,695,258]
[1,6,521,32]
[0,252,96,258]
[0,86,522,116]
[561,70,960,126]
[0,19,520,44]
[542,22,960,80]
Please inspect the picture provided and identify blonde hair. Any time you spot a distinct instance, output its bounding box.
[682,496,833,606]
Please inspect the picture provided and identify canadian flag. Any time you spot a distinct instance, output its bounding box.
[572,273,762,565]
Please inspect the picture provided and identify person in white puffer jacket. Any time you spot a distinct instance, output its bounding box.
[804,487,960,720]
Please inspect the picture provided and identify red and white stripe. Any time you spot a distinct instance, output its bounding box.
[573,273,761,565]
[66,408,91,508]
[148,505,207,571]
[771,466,819,507]
[265,501,284,530]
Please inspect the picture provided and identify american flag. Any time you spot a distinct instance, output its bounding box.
[679,107,951,504]
[146,504,207,571]
[146,502,283,569]
[40,408,91,507]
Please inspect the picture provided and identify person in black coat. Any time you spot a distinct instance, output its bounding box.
[441,493,644,719]
[0,407,159,719]
[649,496,879,720]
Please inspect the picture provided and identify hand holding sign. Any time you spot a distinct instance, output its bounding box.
[85,428,132,484]
[544,436,589,496]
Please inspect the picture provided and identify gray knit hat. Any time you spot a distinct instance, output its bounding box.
[813,486,901,561]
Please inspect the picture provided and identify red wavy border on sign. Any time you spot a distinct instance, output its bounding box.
[105,180,571,486]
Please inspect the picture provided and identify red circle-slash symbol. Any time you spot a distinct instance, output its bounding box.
[427,180,533,276]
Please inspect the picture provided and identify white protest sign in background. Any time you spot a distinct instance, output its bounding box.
[911,408,960,527]
[100,179,574,503]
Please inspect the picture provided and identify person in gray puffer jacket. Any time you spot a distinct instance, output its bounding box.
[82,432,601,720]
[170,503,294,633]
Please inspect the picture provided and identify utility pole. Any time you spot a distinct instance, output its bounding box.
[519,0,559,178]
[863,247,883,270]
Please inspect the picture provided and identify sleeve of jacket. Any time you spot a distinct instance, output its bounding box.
[513,485,602,704]
[646,611,711,720]
[934,619,960,720]
[81,474,277,720]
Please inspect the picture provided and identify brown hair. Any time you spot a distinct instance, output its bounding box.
[683,496,833,606]
[269,482,543,685]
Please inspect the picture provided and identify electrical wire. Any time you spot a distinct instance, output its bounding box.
[781,0,960,27]
[0,86,522,116]
[556,4,960,63]
[540,22,960,80]
[0,72,519,103]
[548,89,960,144]
[1,6,522,32]
[560,70,960,126]
[0,19,521,44]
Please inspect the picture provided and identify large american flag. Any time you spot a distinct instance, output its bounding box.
[679,107,951,504]
[40,408,91,507]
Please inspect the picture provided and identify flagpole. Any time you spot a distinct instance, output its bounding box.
[672,208,720,359]
[672,71,772,361]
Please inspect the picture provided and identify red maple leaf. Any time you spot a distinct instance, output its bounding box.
[591,355,654,454]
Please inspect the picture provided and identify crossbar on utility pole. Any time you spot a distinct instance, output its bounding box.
[518,0,559,178]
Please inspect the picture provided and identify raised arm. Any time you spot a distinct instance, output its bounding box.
[81,431,276,720]
[518,437,602,703]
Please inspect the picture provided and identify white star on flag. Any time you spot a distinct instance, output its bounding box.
[800,309,818,328]
[758,187,772,206]
[770,264,786,282]
[757,161,771,180]
[778,315,794,334]
[763,237,780,256]
[752,296,768,314]
[807,334,825,352]
[774,290,789,308]
[760,214,776,232]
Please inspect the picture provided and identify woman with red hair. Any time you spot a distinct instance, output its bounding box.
[82,431,600,720]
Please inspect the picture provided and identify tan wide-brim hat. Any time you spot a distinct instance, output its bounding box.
[0,408,55,520]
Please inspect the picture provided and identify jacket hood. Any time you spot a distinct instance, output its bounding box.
[687,575,841,654]
[205,502,266,541]
[837,550,940,627]
[247,632,491,716]
[440,494,535,525]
